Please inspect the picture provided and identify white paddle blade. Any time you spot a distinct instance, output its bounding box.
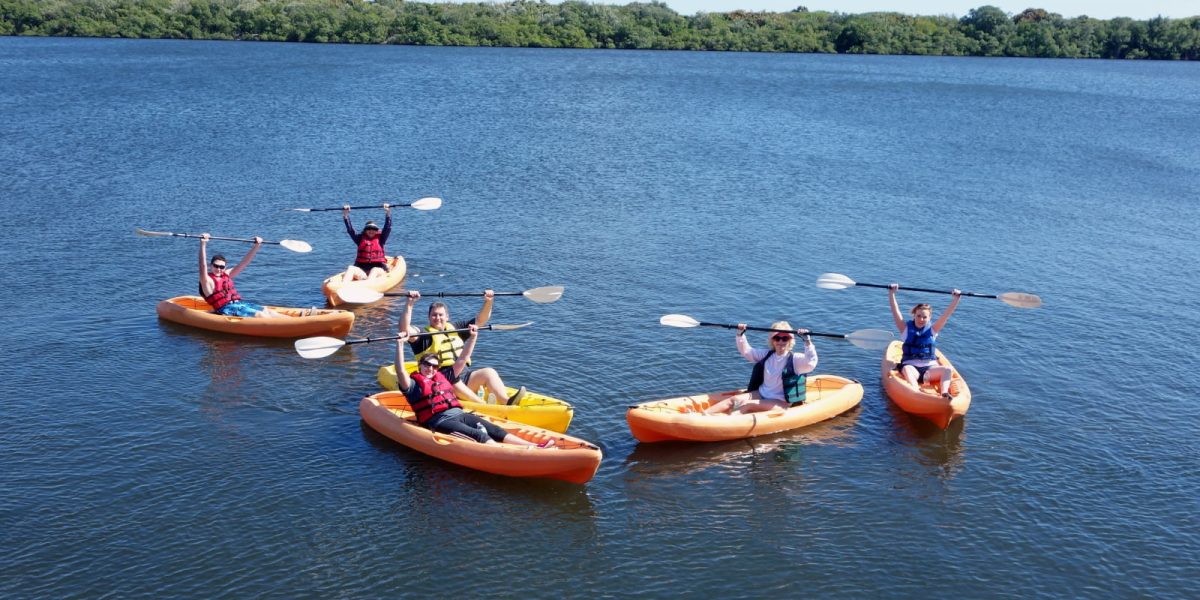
[336,287,384,304]
[411,197,442,210]
[843,329,895,350]
[815,272,856,290]
[660,314,701,328]
[999,292,1042,309]
[294,336,347,359]
[523,286,564,304]
[279,239,313,253]
[135,228,171,237]
[283,208,314,212]
[490,322,533,331]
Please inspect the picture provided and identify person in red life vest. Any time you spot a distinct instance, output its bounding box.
[704,321,817,415]
[888,283,962,401]
[398,290,527,405]
[340,203,391,284]
[198,234,285,318]
[396,320,548,447]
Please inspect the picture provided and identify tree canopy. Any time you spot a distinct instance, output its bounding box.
[1,0,1197,59]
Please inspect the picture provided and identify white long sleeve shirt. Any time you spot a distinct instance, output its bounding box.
[736,334,818,400]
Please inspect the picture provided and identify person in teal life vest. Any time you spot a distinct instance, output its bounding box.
[198,234,285,318]
[705,321,817,415]
[888,283,962,400]
[340,203,391,284]
[398,290,526,405]
[395,320,548,447]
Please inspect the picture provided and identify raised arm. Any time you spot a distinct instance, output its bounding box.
[396,316,413,391]
[735,324,766,363]
[379,204,392,245]
[793,329,818,373]
[451,324,479,378]
[198,234,214,296]
[888,284,906,333]
[343,205,360,242]
[932,289,962,334]
[474,289,495,327]
[400,290,421,337]
[228,237,260,277]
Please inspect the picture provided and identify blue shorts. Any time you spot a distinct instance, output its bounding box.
[216,300,266,317]
[899,363,932,384]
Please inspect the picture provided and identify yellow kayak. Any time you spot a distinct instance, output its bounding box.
[377,363,573,433]
[321,256,407,306]
[626,374,863,443]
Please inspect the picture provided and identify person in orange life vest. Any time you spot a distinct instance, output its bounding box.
[396,321,544,446]
[704,321,817,415]
[888,283,962,401]
[340,203,391,284]
[398,290,526,406]
[198,234,285,318]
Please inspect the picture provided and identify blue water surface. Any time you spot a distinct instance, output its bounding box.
[1,37,1198,598]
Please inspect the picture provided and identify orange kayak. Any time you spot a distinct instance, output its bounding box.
[626,374,863,443]
[881,340,972,428]
[360,391,602,484]
[321,256,407,306]
[156,295,354,338]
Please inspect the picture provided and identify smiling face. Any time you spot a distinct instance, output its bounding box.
[911,304,933,328]
[428,303,450,329]
[418,357,440,375]
[209,258,227,276]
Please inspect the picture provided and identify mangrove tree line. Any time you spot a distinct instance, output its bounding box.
[1,0,1197,59]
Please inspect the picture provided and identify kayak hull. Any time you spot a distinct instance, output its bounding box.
[377,363,573,433]
[321,256,407,306]
[626,374,864,443]
[360,392,601,484]
[881,340,972,429]
[156,296,354,338]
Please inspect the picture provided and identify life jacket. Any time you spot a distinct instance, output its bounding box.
[201,271,242,311]
[415,325,467,367]
[747,351,806,405]
[901,320,936,362]
[410,370,462,424]
[355,234,386,265]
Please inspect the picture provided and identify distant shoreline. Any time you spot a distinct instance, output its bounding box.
[3,1,1197,60]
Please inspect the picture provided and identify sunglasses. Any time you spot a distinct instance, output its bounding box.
[772,335,793,342]
[211,264,227,270]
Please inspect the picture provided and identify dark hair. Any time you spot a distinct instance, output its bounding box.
[428,301,449,317]
[211,255,227,264]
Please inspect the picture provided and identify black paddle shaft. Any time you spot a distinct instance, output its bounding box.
[696,321,846,340]
[858,281,997,299]
[383,291,524,298]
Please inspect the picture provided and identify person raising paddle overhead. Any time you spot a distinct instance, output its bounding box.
[395,320,548,447]
[705,321,818,415]
[198,234,285,318]
[399,290,526,405]
[888,283,962,400]
[341,203,392,284]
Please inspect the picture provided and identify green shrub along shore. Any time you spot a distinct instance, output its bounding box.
[2,0,1197,59]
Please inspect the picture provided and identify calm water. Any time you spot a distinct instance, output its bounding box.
[2,37,1198,597]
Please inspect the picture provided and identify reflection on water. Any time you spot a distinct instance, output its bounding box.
[884,400,967,480]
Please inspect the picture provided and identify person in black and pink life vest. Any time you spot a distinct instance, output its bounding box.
[340,203,392,284]
[395,320,551,447]
[398,290,527,406]
[198,234,286,318]
[888,283,962,401]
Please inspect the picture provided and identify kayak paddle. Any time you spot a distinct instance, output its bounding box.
[659,314,894,350]
[336,285,565,305]
[294,322,533,359]
[815,272,1042,309]
[135,228,312,253]
[284,196,442,212]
